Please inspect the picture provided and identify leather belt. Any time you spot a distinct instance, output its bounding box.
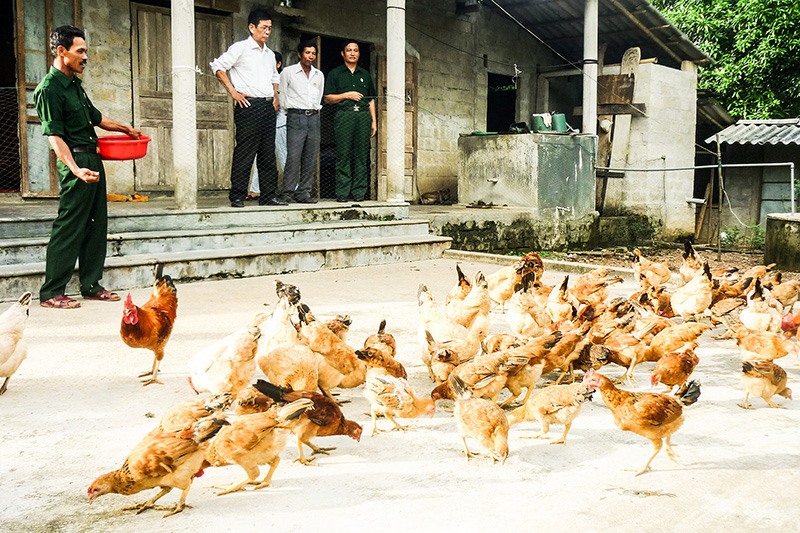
[287,108,319,116]
[71,145,97,154]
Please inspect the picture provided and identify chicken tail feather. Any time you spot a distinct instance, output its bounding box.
[449,374,472,400]
[278,398,315,421]
[191,416,229,444]
[676,380,701,406]
[252,379,289,403]
[378,319,387,335]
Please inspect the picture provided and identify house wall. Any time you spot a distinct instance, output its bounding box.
[720,143,799,229]
[276,0,557,198]
[80,0,137,192]
[602,62,698,237]
[67,0,558,198]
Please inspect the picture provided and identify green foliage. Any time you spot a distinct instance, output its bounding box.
[651,0,800,119]
[720,224,765,250]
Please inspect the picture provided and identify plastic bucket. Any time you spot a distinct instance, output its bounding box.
[531,115,552,133]
[551,113,567,132]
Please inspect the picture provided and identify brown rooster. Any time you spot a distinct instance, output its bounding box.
[583,369,701,476]
[120,265,178,386]
[253,380,362,464]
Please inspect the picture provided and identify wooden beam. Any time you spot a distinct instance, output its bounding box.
[573,103,647,117]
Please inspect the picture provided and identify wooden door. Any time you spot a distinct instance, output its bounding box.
[16,0,81,197]
[131,4,233,192]
[377,58,416,201]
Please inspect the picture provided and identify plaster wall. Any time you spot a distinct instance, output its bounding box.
[458,133,596,218]
[76,0,559,198]
[603,62,697,237]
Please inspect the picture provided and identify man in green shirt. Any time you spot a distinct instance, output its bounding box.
[323,40,377,202]
[34,25,141,309]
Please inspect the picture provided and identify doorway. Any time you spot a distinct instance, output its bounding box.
[303,35,374,200]
[1,0,20,192]
[487,73,517,133]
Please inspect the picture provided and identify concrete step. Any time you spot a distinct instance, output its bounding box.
[0,202,410,239]
[0,219,432,266]
[0,234,451,302]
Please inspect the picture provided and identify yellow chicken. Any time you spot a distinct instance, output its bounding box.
[363,374,436,435]
[739,360,792,409]
[188,322,261,396]
[508,382,594,444]
[670,262,713,322]
[205,399,313,495]
[450,374,509,463]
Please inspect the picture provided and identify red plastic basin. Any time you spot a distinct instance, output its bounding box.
[97,135,151,161]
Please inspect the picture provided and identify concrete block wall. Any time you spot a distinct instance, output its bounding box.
[603,62,697,237]
[81,0,136,193]
[73,0,561,199]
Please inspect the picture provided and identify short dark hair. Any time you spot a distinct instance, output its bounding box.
[341,40,360,53]
[274,50,283,71]
[297,39,317,55]
[248,8,272,28]
[50,25,85,55]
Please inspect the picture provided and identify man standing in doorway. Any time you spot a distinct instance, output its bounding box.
[323,40,377,202]
[35,25,141,309]
[210,8,286,207]
[278,39,324,203]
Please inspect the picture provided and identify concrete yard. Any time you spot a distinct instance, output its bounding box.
[2,257,799,532]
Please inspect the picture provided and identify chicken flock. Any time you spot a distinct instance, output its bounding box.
[4,243,800,517]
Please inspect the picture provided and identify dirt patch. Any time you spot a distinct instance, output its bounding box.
[545,244,793,277]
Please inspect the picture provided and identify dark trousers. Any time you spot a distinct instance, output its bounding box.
[230,99,278,202]
[282,112,320,199]
[334,110,372,200]
[40,152,108,300]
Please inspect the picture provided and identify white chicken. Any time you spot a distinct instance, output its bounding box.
[187,320,261,395]
[0,292,31,396]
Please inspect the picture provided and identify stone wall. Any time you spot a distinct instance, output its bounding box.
[602,62,698,238]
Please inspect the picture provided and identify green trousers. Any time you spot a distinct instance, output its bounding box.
[39,152,109,300]
[334,110,372,200]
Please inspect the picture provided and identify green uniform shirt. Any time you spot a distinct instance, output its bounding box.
[324,64,376,111]
[34,67,103,148]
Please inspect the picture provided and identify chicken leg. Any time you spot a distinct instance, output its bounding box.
[0,377,11,396]
[738,392,753,410]
[549,422,572,445]
[633,438,663,476]
[461,437,479,460]
[162,486,192,517]
[253,456,281,490]
[138,355,162,386]
[215,463,261,496]
[122,487,172,513]
[294,440,318,466]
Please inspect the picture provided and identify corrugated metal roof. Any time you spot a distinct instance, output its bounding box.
[705,119,800,145]
[490,0,711,70]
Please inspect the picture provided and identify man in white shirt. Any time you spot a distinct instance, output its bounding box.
[210,8,286,207]
[278,39,324,204]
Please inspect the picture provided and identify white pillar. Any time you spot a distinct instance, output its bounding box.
[582,0,598,134]
[385,0,406,203]
[171,0,197,209]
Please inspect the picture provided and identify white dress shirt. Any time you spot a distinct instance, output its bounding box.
[209,36,280,97]
[278,63,324,110]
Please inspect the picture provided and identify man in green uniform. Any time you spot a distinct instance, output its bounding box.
[323,40,377,202]
[35,25,141,309]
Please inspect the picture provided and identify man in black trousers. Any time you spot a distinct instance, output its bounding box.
[210,8,286,207]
